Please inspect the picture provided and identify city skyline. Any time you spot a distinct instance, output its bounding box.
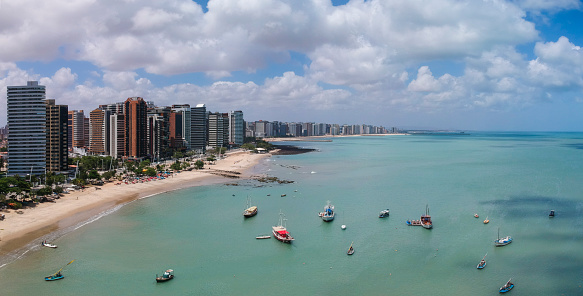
[1,1,583,131]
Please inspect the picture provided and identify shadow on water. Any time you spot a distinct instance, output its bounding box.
[563,143,583,150]
[480,195,583,219]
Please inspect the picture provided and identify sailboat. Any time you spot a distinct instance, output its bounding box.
[347,242,355,255]
[483,216,490,224]
[495,228,512,246]
[477,253,487,269]
[243,196,258,218]
[45,260,75,281]
[499,278,514,293]
[421,204,432,229]
[272,211,294,243]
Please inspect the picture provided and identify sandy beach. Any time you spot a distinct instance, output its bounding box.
[0,151,270,256]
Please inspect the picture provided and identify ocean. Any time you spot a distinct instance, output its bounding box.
[1,132,582,295]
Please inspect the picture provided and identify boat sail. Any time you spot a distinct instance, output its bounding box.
[44,260,75,281]
[272,211,294,243]
[421,204,432,229]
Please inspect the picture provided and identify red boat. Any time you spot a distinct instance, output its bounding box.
[272,211,294,243]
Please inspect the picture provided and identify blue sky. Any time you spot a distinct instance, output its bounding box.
[1,0,583,131]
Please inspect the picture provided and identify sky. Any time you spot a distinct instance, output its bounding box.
[1,0,583,131]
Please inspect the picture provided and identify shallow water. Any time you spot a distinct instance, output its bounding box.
[1,132,582,295]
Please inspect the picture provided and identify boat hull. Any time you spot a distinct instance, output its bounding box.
[495,236,512,246]
[321,214,335,222]
[499,284,514,293]
[272,227,294,243]
[156,276,174,282]
[243,206,258,218]
[45,275,64,281]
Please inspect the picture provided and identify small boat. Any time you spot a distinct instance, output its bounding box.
[483,216,490,224]
[477,253,487,269]
[347,242,355,255]
[499,278,514,293]
[379,209,390,218]
[272,211,294,243]
[549,210,555,217]
[318,201,335,222]
[421,205,432,229]
[243,197,258,218]
[474,213,479,218]
[341,224,347,230]
[406,219,422,226]
[281,194,286,197]
[41,240,57,248]
[495,228,512,246]
[256,235,271,239]
[156,269,174,282]
[45,260,74,281]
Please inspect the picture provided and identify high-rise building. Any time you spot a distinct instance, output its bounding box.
[169,111,184,150]
[172,105,191,150]
[190,104,207,153]
[46,99,68,172]
[208,112,225,149]
[228,110,244,146]
[89,108,110,155]
[7,81,46,176]
[109,113,125,159]
[68,110,85,148]
[147,106,170,159]
[124,97,147,158]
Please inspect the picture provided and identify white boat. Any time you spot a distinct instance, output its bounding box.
[379,209,390,218]
[256,235,271,239]
[495,228,512,246]
[421,205,432,229]
[272,211,294,243]
[41,240,57,248]
[347,242,355,255]
[341,224,347,230]
[318,201,335,222]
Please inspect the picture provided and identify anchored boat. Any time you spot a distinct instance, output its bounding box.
[477,253,487,269]
[499,278,514,293]
[156,269,174,282]
[495,228,512,246]
[347,242,355,255]
[272,211,294,243]
[421,205,432,229]
[318,201,335,222]
[243,197,258,218]
[45,260,74,281]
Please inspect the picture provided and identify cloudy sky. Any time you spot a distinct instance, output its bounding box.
[1,0,583,131]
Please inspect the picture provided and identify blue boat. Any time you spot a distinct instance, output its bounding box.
[45,260,74,281]
[477,253,487,269]
[499,278,514,293]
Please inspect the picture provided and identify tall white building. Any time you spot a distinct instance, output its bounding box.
[7,81,47,176]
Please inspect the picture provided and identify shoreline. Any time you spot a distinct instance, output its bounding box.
[263,133,409,142]
[0,151,271,259]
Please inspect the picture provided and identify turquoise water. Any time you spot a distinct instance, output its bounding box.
[1,133,583,295]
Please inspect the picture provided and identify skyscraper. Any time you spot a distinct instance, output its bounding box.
[124,97,147,158]
[172,104,191,150]
[228,110,244,146]
[68,110,85,148]
[190,104,207,153]
[7,81,47,176]
[89,108,110,155]
[208,112,225,149]
[46,99,68,172]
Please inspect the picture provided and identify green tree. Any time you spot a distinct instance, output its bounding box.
[241,143,255,151]
[88,170,101,180]
[101,170,115,180]
[144,167,157,177]
[194,160,204,170]
[170,161,182,171]
[36,186,53,196]
[173,151,184,159]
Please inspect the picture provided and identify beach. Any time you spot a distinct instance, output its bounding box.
[0,150,271,256]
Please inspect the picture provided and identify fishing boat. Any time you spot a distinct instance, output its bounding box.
[483,216,490,224]
[256,234,271,239]
[45,260,74,281]
[347,242,355,255]
[499,278,514,293]
[243,197,258,218]
[379,209,390,218]
[406,219,422,226]
[495,228,512,246]
[318,201,335,222]
[272,211,294,243]
[156,269,174,282]
[421,205,432,229]
[41,240,57,248]
[477,253,487,269]
[549,210,555,217]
